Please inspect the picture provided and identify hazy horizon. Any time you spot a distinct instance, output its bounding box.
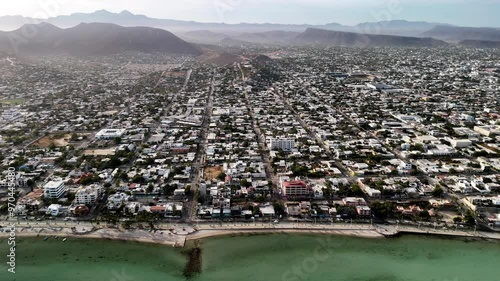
[2,0,500,27]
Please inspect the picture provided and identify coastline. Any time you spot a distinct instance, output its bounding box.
[185,228,384,241]
[2,223,500,246]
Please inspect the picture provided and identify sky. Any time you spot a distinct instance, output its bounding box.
[2,0,500,27]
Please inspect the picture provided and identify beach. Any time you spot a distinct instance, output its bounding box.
[2,221,500,247]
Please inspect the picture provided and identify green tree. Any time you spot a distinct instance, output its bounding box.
[431,185,444,197]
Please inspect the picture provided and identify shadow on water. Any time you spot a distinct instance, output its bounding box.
[183,240,202,279]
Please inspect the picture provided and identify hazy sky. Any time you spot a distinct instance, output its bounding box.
[3,0,500,27]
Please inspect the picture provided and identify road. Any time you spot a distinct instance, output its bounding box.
[186,69,215,222]
[237,63,246,81]
[276,90,351,178]
[244,91,281,203]
[5,219,500,240]
[6,57,15,66]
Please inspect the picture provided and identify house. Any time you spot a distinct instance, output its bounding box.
[47,204,63,216]
[107,192,129,209]
[343,197,367,207]
[397,205,422,215]
[260,205,276,217]
[356,206,371,216]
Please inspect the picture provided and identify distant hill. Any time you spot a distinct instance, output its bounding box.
[253,54,273,62]
[354,20,451,36]
[219,37,253,46]
[421,25,500,42]
[197,51,246,65]
[460,40,500,49]
[0,23,202,56]
[182,30,229,44]
[0,10,455,37]
[293,28,448,47]
[233,31,300,45]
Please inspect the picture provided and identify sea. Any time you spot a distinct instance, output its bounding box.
[1,234,499,281]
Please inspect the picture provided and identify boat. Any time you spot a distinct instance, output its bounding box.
[44,237,48,241]
[62,238,67,242]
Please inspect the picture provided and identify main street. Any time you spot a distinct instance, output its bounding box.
[186,69,215,222]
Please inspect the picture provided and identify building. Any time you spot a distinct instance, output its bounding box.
[281,180,313,198]
[75,186,100,205]
[95,129,126,140]
[1,109,20,121]
[43,180,66,199]
[474,125,500,137]
[343,197,367,207]
[270,138,295,152]
[356,206,371,217]
[107,193,129,209]
[47,204,62,216]
[449,139,473,148]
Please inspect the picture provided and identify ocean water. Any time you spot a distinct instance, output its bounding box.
[1,234,499,281]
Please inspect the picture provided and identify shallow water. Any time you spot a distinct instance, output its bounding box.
[0,234,499,281]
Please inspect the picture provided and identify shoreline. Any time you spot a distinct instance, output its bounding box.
[185,228,384,241]
[2,224,500,246]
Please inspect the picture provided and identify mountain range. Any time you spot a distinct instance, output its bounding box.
[0,10,486,39]
[1,10,500,45]
[292,28,448,47]
[0,23,201,56]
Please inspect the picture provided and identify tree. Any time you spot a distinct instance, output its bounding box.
[216,172,227,181]
[273,202,285,216]
[147,183,154,194]
[240,179,252,188]
[371,201,395,220]
[431,185,444,197]
[185,185,192,195]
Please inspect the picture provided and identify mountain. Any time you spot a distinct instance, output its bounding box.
[460,40,500,49]
[0,23,202,56]
[293,28,448,47]
[354,20,451,36]
[421,25,500,42]
[0,15,36,31]
[182,30,230,44]
[0,10,452,36]
[233,31,301,45]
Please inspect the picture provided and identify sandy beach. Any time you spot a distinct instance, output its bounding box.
[2,222,499,247]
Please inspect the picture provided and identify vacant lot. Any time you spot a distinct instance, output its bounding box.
[1,98,27,106]
[204,166,223,181]
[33,133,71,148]
[84,148,116,156]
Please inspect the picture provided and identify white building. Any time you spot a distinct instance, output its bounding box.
[95,129,126,140]
[474,125,500,137]
[270,138,295,152]
[1,109,20,121]
[107,192,129,209]
[47,204,62,216]
[75,186,100,205]
[449,139,473,148]
[43,180,66,199]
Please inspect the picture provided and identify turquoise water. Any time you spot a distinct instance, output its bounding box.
[1,234,499,281]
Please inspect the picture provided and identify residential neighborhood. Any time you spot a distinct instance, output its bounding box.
[1,46,499,233]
